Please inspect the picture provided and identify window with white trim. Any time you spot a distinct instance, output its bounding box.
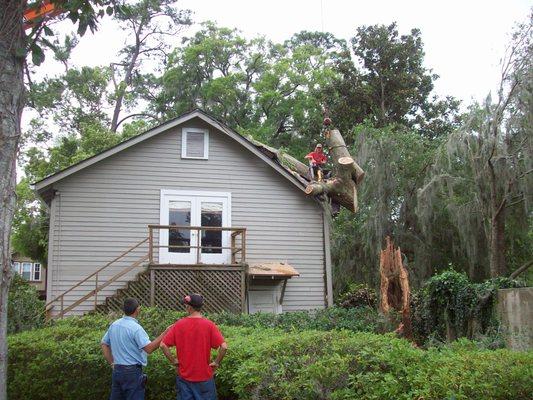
[12,262,20,275]
[21,263,32,280]
[33,263,41,281]
[181,128,209,159]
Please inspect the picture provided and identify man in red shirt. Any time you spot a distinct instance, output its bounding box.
[160,293,227,400]
[305,143,328,181]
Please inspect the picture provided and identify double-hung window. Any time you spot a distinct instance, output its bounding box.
[12,262,20,274]
[181,128,209,159]
[33,263,41,281]
[21,263,32,280]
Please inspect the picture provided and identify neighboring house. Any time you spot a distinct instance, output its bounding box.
[11,253,46,299]
[33,109,333,318]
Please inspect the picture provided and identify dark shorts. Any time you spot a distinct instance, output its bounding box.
[176,376,217,400]
[110,365,146,400]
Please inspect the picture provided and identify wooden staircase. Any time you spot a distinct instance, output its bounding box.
[45,238,149,319]
[95,269,152,314]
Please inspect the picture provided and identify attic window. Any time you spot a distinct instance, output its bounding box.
[182,128,209,159]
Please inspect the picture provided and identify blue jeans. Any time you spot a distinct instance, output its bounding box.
[176,376,217,400]
[109,365,146,400]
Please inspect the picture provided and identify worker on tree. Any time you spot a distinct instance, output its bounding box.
[305,143,328,182]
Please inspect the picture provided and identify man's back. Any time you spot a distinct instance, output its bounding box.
[103,316,150,366]
[163,317,224,382]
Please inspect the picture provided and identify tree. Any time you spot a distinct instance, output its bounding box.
[332,123,440,293]
[0,1,118,397]
[322,23,461,140]
[16,0,192,267]
[417,18,532,278]
[109,0,191,131]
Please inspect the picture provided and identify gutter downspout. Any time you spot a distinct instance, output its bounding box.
[322,209,334,307]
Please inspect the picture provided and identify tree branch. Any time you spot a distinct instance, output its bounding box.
[115,113,160,129]
[509,260,533,279]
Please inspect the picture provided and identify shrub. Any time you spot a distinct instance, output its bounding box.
[411,270,524,345]
[8,321,533,400]
[336,283,377,309]
[210,306,385,333]
[74,305,386,336]
[8,274,45,334]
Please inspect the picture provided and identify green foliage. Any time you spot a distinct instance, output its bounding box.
[335,283,377,309]
[8,274,45,334]
[411,270,524,345]
[8,318,533,400]
[72,306,384,337]
[10,179,48,264]
[332,123,440,290]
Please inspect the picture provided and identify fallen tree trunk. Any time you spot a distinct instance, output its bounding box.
[305,127,365,212]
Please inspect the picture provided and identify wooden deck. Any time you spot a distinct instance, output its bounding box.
[47,225,249,318]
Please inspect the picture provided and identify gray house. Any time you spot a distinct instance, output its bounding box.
[34,109,333,318]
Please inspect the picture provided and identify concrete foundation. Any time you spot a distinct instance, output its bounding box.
[497,287,533,351]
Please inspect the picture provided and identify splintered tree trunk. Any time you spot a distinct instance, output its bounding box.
[379,236,412,339]
[305,128,364,213]
[0,1,25,398]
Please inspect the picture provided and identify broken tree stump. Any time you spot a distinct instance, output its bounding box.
[304,122,365,213]
[379,236,412,339]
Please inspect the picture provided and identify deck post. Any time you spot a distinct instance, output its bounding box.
[231,234,236,264]
[94,273,98,309]
[241,265,246,313]
[150,268,155,307]
[148,226,153,264]
[242,230,247,263]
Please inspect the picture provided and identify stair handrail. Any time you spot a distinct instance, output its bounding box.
[55,253,149,318]
[45,237,149,313]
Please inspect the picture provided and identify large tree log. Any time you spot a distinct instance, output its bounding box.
[247,136,310,178]
[305,127,365,213]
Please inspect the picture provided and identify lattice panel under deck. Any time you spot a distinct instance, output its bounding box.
[154,269,244,313]
[97,267,244,314]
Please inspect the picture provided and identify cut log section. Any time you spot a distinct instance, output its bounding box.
[305,127,365,213]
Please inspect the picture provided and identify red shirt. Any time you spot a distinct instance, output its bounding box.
[306,151,327,165]
[162,317,225,382]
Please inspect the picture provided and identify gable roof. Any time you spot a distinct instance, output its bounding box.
[33,109,309,199]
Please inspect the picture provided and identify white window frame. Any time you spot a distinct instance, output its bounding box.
[181,128,209,160]
[33,263,41,282]
[12,262,20,275]
[21,262,32,281]
[159,189,231,264]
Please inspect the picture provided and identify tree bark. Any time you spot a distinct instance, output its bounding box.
[305,128,364,213]
[489,208,506,277]
[110,32,141,132]
[0,1,25,398]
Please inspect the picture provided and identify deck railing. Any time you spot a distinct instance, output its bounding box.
[148,225,247,265]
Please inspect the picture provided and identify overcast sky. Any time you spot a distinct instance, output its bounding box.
[43,0,532,105]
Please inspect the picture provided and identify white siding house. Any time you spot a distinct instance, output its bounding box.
[34,110,333,316]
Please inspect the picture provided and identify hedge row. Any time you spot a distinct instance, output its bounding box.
[8,315,533,399]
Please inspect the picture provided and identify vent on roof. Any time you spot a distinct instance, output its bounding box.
[182,128,209,159]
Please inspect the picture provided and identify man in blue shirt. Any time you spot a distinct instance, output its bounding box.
[101,298,169,400]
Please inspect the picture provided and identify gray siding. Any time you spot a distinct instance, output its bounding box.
[46,117,326,315]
